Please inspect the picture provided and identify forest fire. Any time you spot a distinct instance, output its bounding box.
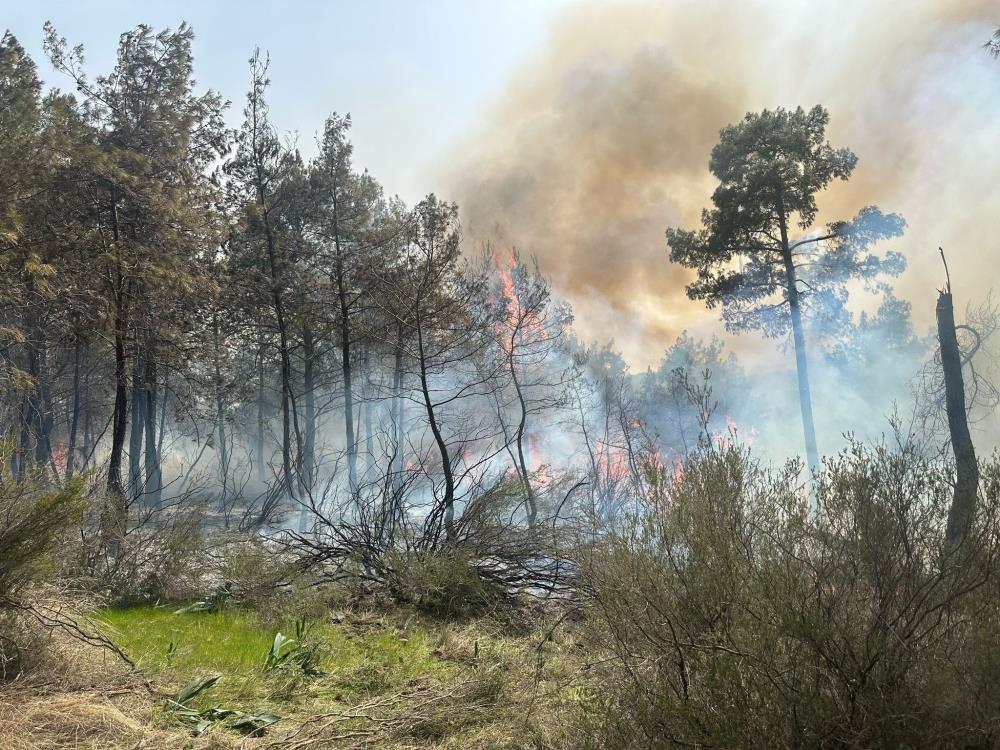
[2,7,999,749]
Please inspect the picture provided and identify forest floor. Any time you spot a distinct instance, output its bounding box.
[0,603,585,749]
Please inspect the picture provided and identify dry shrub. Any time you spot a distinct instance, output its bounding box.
[0,464,86,608]
[577,440,1000,749]
[0,458,87,677]
[385,548,505,617]
[66,498,209,606]
[212,534,335,624]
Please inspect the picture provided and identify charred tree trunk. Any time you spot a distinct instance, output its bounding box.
[415,311,455,540]
[509,348,536,526]
[33,338,53,467]
[256,337,266,483]
[391,326,406,496]
[17,328,40,474]
[363,345,375,481]
[938,287,979,544]
[260,206,296,504]
[105,283,130,545]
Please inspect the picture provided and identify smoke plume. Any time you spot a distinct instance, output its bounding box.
[446,0,1000,368]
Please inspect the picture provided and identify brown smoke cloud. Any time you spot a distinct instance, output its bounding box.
[445,0,1000,368]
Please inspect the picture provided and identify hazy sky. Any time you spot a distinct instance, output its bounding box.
[6,1,1000,369]
[6,0,573,202]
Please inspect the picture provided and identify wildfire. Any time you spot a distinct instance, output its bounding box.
[492,247,547,355]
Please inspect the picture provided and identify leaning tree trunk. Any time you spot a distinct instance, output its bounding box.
[415,313,455,541]
[938,289,979,544]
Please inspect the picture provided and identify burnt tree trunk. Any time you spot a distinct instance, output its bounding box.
[336,257,358,495]
[415,310,455,540]
[363,344,375,481]
[33,337,53,467]
[256,336,266,483]
[938,290,979,543]
[104,283,131,547]
[390,325,405,498]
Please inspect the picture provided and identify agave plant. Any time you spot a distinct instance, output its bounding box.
[263,619,324,675]
[174,582,233,614]
[166,674,280,736]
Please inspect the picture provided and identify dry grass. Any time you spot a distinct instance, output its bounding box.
[0,600,584,750]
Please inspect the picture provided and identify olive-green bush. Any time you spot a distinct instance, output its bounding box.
[578,441,1000,749]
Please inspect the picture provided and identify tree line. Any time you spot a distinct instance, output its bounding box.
[0,23,993,549]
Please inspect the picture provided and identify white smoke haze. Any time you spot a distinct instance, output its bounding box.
[445,0,1000,370]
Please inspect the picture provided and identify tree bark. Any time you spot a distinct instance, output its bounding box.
[129,348,145,499]
[391,326,405,497]
[363,344,375,481]
[33,337,53,467]
[143,354,161,506]
[105,288,130,547]
[938,290,979,543]
[336,258,358,495]
[415,310,455,539]
[509,347,536,526]
[213,313,230,503]
[259,199,296,504]
[256,337,266,483]
[778,205,820,476]
[302,323,316,494]
[66,337,83,479]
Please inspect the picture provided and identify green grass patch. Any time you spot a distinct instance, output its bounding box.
[96,605,454,715]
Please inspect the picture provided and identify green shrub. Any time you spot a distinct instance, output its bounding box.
[0,454,86,677]
[577,441,1000,749]
[0,468,86,607]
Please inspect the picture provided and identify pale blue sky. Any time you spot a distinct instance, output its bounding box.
[5,0,573,202]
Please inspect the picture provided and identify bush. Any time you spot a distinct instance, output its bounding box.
[386,548,503,616]
[213,534,334,624]
[577,441,1000,749]
[66,498,208,605]
[0,456,86,677]
[0,468,86,608]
